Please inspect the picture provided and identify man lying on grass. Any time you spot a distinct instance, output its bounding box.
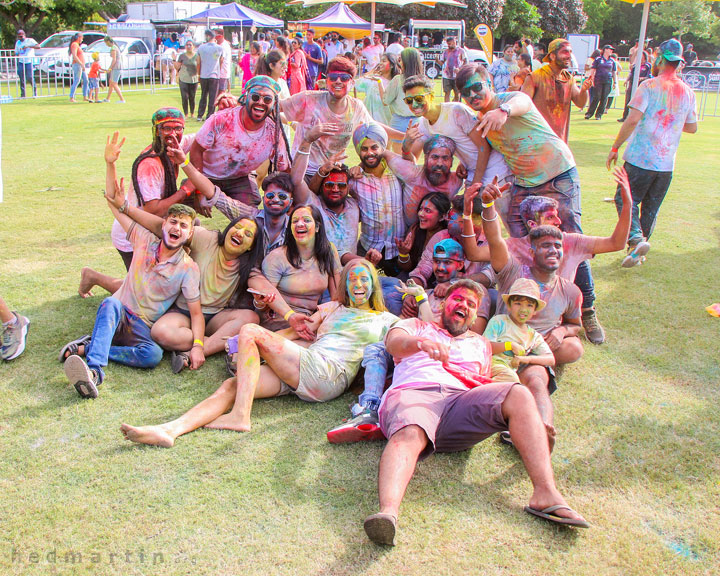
[363,279,589,547]
[120,259,397,446]
[60,134,202,399]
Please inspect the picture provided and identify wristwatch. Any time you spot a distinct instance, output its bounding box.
[499,102,512,116]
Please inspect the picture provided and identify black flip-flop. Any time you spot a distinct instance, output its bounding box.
[524,505,590,528]
[499,430,514,448]
[58,335,91,362]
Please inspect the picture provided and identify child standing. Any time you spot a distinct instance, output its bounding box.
[88,52,103,103]
[484,278,555,383]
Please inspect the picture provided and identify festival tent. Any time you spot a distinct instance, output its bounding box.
[288,0,466,37]
[184,2,283,27]
[291,3,385,40]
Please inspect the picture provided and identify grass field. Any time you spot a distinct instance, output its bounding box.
[1,87,719,576]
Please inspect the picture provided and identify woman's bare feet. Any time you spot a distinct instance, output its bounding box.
[120,423,175,447]
[78,267,96,298]
[203,413,251,432]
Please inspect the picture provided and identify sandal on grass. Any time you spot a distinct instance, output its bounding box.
[524,505,590,528]
[171,351,190,374]
[58,335,91,362]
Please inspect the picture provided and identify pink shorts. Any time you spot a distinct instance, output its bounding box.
[379,382,516,459]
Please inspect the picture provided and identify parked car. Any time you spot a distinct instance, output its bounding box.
[35,31,105,76]
[54,37,153,82]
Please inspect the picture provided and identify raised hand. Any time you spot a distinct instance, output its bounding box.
[475,108,508,138]
[105,176,127,210]
[395,279,426,300]
[306,122,343,143]
[105,131,125,164]
[395,225,416,255]
[481,176,511,204]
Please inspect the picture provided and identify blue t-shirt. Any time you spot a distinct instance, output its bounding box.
[303,41,322,78]
[163,38,181,51]
[592,56,616,84]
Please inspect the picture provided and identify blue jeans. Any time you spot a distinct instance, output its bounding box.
[17,62,36,97]
[380,276,404,316]
[358,342,394,413]
[508,167,595,309]
[85,297,164,383]
[615,162,673,246]
[70,62,88,100]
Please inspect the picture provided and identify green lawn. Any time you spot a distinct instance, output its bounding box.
[1,88,719,576]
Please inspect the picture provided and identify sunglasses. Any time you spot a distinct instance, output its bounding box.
[323,181,348,190]
[250,93,274,105]
[460,82,487,98]
[264,191,290,201]
[327,72,352,83]
[403,93,432,106]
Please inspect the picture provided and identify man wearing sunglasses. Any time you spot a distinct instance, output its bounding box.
[454,62,606,345]
[191,75,290,207]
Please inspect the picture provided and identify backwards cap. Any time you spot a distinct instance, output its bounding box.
[433,238,464,261]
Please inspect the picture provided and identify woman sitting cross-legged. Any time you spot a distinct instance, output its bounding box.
[120,259,397,447]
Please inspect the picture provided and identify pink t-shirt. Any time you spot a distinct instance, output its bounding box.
[195,106,289,180]
[383,318,493,397]
[506,232,596,282]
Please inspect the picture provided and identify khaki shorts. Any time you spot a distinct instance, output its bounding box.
[379,382,515,459]
[277,348,349,403]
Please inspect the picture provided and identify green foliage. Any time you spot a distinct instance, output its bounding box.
[650,0,718,41]
[582,0,612,36]
[497,0,543,41]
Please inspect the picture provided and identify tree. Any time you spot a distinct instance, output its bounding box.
[650,0,718,41]
[496,0,543,41]
[582,0,613,36]
[532,0,588,36]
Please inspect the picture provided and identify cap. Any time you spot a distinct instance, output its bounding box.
[543,38,570,62]
[659,38,684,62]
[603,44,614,51]
[433,238,464,262]
[272,29,282,35]
[295,32,304,39]
[17,29,26,36]
[501,278,546,311]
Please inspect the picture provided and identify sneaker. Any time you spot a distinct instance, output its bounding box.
[171,350,189,374]
[1,313,30,360]
[327,409,384,444]
[364,513,397,546]
[622,241,651,268]
[64,355,100,399]
[581,308,605,345]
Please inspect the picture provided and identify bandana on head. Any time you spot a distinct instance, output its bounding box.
[244,75,281,96]
[352,123,388,152]
[423,134,456,156]
[152,107,185,127]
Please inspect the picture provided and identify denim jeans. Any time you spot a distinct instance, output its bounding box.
[18,62,36,97]
[507,166,595,310]
[615,162,673,246]
[380,276,404,316]
[70,62,88,100]
[85,297,164,383]
[358,342,394,412]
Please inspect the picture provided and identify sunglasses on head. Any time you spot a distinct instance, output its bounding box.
[249,92,274,105]
[264,191,289,201]
[403,92,432,106]
[328,72,352,83]
[460,82,487,98]
[323,181,348,190]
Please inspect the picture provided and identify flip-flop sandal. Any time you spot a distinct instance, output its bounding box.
[364,513,397,546]
[524,505,590,528]
[58,335,91,362]
[171,351,190,374]
[499,430,514,448]
[225,352,238,376]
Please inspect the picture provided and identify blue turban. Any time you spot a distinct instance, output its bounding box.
[423,134,457,156]
[352,122,388,152]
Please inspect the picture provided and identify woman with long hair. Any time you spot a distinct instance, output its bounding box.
[120,259,397,446]
[275,36,290,58]
[255,48,290,99]
[102,35,125,103]
[174,40,199,117]
[288,37,310,94]
[239,41,261,89]
[383,47,424,152]
[68,32,88,102]
[356,53,400,124]
[397,191,451,272]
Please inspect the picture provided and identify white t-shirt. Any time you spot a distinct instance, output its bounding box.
[219,40,232,79]
[363,44,384,69]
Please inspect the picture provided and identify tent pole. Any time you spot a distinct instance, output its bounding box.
[631,0,650,97]
[370,2,376,37]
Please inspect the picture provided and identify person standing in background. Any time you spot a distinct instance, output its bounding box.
[68,32,89,103]
[303,29,323,87]
[196,29,224,121]
[14,30,38,98]
[176,40,200,118]
[585,45,616,120]
[215,28,232,92]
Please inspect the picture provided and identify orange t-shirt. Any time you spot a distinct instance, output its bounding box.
[89,61,101,78]
[71,41,85,66]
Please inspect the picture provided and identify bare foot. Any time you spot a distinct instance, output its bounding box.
[545,423,557,453]
[204,413,251,432]
[78,267,95,298]
[120,423,175,447]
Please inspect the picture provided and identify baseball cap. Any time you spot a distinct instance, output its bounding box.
[603,44,614,51]
[543,38,570,62]
[433,238,464,262]
[295,32,304,39]
[659,38,684,62]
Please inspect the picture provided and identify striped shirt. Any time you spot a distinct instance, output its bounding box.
[350,166,406,259]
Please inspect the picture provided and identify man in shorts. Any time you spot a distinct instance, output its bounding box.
[438,36,465,102]
[363,279,589,546]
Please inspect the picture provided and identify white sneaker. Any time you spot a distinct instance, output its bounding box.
[622,241,650,268]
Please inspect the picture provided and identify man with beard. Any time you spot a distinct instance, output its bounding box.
[382,134,464,226]
[348,123,406,276]
[521,39,593,142]
[291,124,360,265]
[454,62,605,345]
[362,279,589,546]
[61,134,201,399]
[469,180,583,451]
[190,75,290,206]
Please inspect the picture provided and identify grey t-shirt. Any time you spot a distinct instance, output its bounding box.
[196,41,223,78]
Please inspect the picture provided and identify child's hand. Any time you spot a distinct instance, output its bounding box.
[510,343,526,357]
[510,356,521,369]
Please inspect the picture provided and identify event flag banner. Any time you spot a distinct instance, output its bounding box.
[473,24,493,64]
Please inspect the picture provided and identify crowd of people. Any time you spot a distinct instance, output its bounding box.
[4,30,700,547]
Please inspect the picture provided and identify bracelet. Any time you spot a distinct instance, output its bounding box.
[296,149,311,155]
[193,339,204,348]
[283,310,295,321]
[461,233,476,238]
[504,341,512,352]
[398,252,409,258]
[181,156,190,167]
[481,212,498,222]
[316,168,329,178]
[481,201,494,209]
[414,293,427,303]
[611,147,619,153]
[462,214,472,221]
[119,200,129,214]
[398,255,410,263]
[416,297,428,306]
[253,299,267,310]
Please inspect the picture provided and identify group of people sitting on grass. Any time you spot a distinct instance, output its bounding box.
[49,37,697,546]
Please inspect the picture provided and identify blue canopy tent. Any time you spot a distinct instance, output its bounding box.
[184,2,284,27]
